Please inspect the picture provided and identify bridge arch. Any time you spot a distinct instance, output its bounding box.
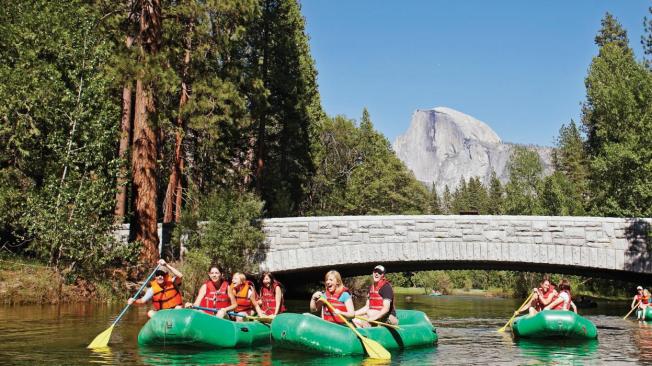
[259,215,652,286]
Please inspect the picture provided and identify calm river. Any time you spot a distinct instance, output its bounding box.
[1,294,650,365]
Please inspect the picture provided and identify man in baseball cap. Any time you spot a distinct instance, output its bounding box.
[353,264,398,327]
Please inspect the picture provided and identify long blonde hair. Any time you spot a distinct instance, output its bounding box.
[325,270,343,289]
[232,272,247,286]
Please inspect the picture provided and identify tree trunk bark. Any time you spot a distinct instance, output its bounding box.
[163,29,192,223]
[114,61,133,223]
[132,0,162,264]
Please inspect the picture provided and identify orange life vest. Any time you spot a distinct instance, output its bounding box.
[259,281,286,316]
[232,281,254,313]
[199,280,230,313]
[369,279,393,311]
[552,290,571,310]
[150,275,183,310]
[636,294,650,306]
[322,286,349,324]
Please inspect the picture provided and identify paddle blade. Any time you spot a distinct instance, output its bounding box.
[87,325,114,349]
[360,336,392,360]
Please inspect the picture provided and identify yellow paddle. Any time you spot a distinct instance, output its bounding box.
[320,297,391,360]
[498,292,534,333]
[624,301,642,320]
[87,265,160,348]
[354,315,400,330]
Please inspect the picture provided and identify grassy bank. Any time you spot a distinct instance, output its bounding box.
[0,257,129,305]
[394,287,510,297]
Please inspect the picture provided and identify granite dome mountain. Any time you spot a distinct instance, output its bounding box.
[393,107,552,194]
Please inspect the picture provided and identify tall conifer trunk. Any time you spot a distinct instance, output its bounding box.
[114,38,134,224]
[163,25,192,223]
[132,0,161,264]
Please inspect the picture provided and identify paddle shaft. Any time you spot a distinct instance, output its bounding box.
[319,296,391,360]
[354,315,400,329]
[190,306,262,321]
[624,301,642,319]
[499,291,534,332]
[113,264,160,326]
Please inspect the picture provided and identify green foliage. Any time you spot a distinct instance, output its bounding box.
[503,147,544,215]
[175,189,265,276]
[304,110,430,215]
[582,17,652,217]
[594,12,630,52]
[0,0,133,275]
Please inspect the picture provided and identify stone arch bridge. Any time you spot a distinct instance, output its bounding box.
[259,215,652,285]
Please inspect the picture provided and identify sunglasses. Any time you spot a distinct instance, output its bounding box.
[373,270,384,275]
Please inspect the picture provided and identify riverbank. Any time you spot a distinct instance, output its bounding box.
[0,258,127,305]
[394,287,511,298]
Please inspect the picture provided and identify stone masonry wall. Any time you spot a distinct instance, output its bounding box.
[259,215,652,274]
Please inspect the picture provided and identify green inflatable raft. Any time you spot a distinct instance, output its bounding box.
[637,307,652,320]
[511,310,598,340]
[271,309,437,356]
[137,308,271,348]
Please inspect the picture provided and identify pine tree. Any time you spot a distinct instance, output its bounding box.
[487,171,504,215]
[595,12,630,52]
[582,13,652,217]
[642,6,652,68]
[430,183,442,214]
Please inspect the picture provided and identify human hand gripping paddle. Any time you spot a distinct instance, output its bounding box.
[498,291,534,333]
[354,315,400,330]
[624,301,642,320]
[87,265,160,348]
[320,297,391,360]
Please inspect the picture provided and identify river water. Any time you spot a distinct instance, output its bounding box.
[1,294,650,365]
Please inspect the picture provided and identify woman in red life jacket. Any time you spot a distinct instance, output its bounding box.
[229,272,259,322]
[128,259,184,318]
[631,286,650,320]
[185,265,236,318]
[257,271,285,318]
[544,279,577,313]
[309,270,355,324]
[352,264,398,328]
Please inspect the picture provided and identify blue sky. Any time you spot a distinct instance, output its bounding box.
[300,1,650,146]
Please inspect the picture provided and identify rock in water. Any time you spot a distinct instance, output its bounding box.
[393,107,552,193]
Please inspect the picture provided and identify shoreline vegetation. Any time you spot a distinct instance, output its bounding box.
[0,256,632,305]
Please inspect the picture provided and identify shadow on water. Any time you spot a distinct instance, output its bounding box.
[515,338,599,364]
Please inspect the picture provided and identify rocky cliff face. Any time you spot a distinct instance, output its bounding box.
[393,107,552,193]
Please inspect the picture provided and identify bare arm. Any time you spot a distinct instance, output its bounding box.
[273,286,283,315]
[190,284,207,307]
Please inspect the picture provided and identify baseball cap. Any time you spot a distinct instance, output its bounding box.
[373,265,385,274]
[638,286,643,290]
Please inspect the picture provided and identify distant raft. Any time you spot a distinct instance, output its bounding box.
[137,308,271,348]
[271,309,437,356]
[511,310,598,340]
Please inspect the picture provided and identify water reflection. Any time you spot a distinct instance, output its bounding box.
[634,322,652,364]
[139,346,273,366]
[515,339,599,364]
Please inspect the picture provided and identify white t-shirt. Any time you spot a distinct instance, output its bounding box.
[558,291,570,309]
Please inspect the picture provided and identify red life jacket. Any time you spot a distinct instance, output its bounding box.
[259,281,286,316]
[535,288,556,311]
[552,290,571,310]
[150,275,183,310]
[199,280,230,313]
[369,279,392,311]
[322,286,349,324]
[232,281,254,313]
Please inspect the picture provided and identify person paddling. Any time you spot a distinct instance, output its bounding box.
[631,286,649,320]
[128,259,183,318]
[185,265,235,318]
[515,278,558,316]
[544,279,577,313]
[257,271,286,318]
[310,270,355,324]
[353,265,398,327]
[229,272,260,322]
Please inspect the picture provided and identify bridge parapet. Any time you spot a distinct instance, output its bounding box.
[260,215,652,277]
